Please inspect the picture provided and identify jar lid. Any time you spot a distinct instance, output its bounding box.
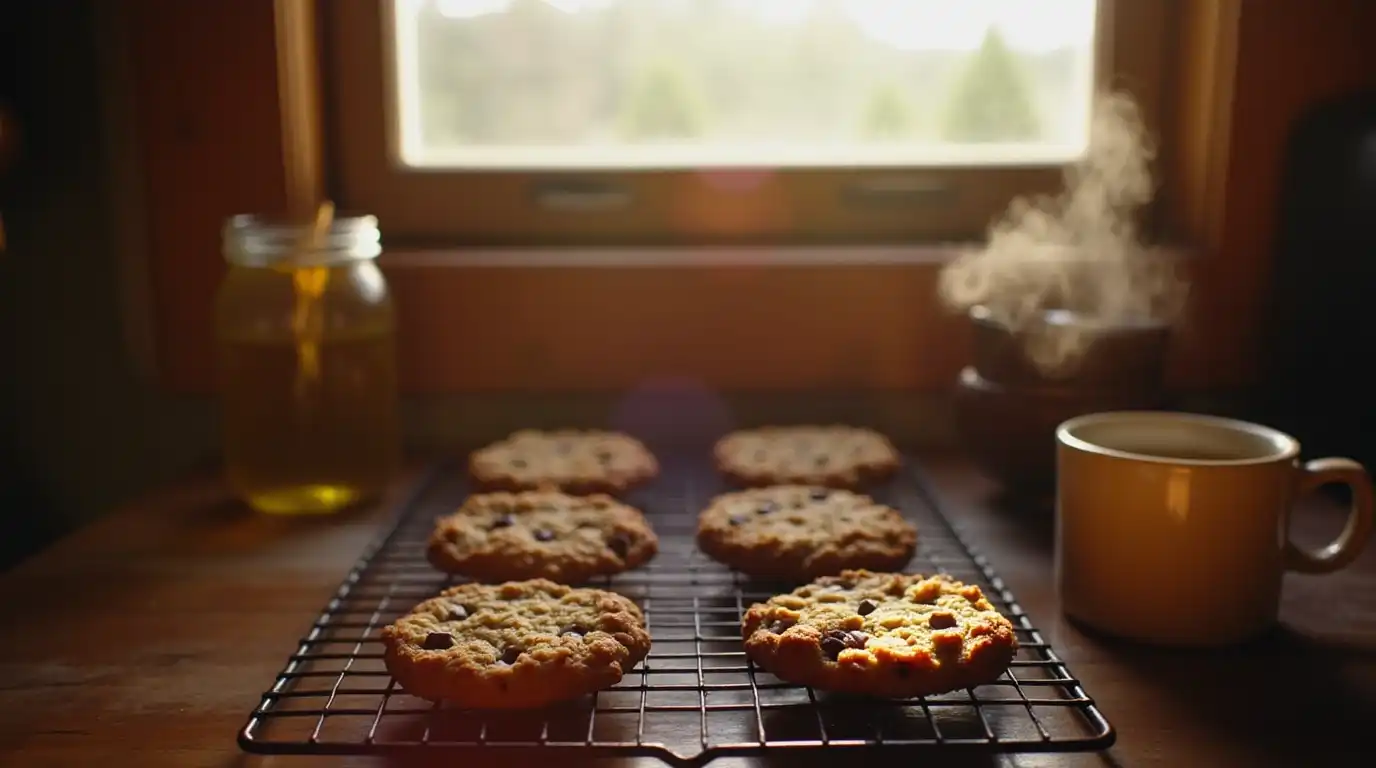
[222,213,382,267]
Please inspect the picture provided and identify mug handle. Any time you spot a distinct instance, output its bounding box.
[1284,458,1375,574]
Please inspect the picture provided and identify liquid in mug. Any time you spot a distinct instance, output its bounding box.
[219,326,400,514]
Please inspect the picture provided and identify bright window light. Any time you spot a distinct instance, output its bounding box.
[392,0,1098,168]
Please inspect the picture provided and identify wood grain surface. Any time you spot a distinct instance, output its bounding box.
[2,456,1373,767]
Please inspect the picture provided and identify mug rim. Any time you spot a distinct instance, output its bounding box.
[1057,410,1300,466]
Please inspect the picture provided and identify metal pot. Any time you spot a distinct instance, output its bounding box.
[955,306,1172,494]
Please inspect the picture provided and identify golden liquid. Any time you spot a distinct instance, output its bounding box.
[219,329,400,514]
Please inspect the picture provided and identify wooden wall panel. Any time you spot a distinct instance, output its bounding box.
[382,255,970,393]
[1168,0,1376,389]
[124,0,293,391]
[124,0,1376,394]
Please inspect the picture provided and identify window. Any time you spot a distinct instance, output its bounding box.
[126,0,1370,392]
[397,0,1095,168]
[328,0,1167,244]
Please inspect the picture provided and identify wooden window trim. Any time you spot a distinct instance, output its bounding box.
[121,0,1376,394]
[326,0,1168,245]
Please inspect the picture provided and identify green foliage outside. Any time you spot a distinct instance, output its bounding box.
[412,3,1074,150]
[860,82,917,140]
[618,60,710,141]
[942,27,1042,143]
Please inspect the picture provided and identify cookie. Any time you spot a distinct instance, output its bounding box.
[427,491,658,583]
[470,429,659,495]
[713,426,900,488]
[742,570,1017,698]
[696,486,916,580]
[380,579,651,709]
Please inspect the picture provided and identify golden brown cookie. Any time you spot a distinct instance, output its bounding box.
[696,485,916,580]
[380,580,651,709]
[427,491,658,583]
[470,429,659,495]
[742,570,1017,698]
[713,426,900,488]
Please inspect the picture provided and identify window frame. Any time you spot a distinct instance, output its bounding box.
[325,0,1170,245]
[120,0,1376,394]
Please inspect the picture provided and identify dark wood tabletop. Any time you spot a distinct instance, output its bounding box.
[1,454,1372,767]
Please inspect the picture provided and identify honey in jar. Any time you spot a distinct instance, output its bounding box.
[215,213,400,514]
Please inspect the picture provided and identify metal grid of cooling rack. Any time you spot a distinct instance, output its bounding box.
[238,457,1115,765]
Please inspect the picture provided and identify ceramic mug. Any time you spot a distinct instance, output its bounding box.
[1055,411,1374,646]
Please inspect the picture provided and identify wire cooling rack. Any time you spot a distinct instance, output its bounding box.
[238,456,1115,765]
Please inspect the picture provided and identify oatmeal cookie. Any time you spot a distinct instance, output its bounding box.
[713,426,900,488]
[427,491,658,583]
[742,570,1017,698]
[470,429,659,495]
[696,485,916,580]
[380,579,651,709]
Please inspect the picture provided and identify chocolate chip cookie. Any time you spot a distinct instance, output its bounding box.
[742,570,1017,698]
[427,491,658,583]
[470,429,659,495]
[713,426,900,488]
[381,579,651,709]
[696,486,916,580]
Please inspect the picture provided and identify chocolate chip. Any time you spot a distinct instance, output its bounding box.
[534,529,556,542]
[445,604,469,622]
[767,619,794,634]
[511,459,527,469]
[856,598,880,616]
[757,501,777,515]
[490,514,514,530]
[729,514,749,526]
[929,612,958,629]
[820,637,847,659]
[848,630,870,646]
[422,632,455,650]
[595,449,613,463]
[560,625,586,637]
[499,646,523,665]
[809,488,830,501]
[820,628,853,660]
[607,535,629,559]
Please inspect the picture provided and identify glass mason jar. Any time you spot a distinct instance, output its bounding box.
[215,214,400,514]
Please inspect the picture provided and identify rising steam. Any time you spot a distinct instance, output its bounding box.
[937,91,1188,375]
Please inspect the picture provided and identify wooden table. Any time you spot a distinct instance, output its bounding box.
[2,456,1373,767]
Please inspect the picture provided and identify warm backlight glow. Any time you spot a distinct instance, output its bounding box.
[392,0,1098,168]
